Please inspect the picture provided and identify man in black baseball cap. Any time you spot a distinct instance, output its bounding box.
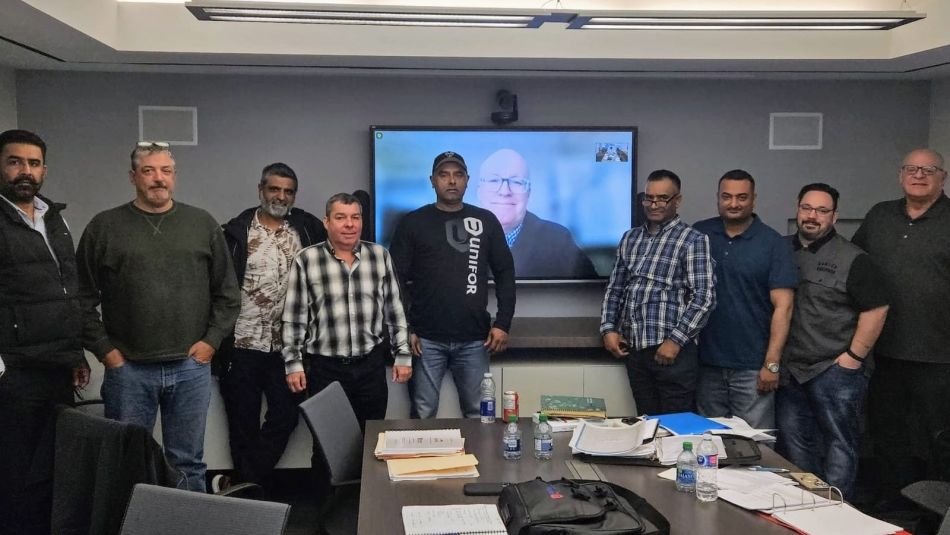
[432,151,467,175]
[389,150,516,419]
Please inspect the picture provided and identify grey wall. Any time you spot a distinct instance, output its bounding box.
[15,71,931,317]
[0,67,16,131]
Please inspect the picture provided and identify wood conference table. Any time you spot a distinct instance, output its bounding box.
[359,418,797,535]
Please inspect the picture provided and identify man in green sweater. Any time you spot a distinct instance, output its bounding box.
[77,142,240,492]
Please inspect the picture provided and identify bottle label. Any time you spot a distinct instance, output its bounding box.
[697,454,718,468]
[534,438,553,452]
[676,468,696,486]
[480,399,495,417]
[504,437,521,452]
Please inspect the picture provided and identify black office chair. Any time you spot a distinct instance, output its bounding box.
[897,429,950,535]
[119,483,291,535]
[298,381,362,535]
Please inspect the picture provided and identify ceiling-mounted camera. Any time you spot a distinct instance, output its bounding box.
[490,90,518,126]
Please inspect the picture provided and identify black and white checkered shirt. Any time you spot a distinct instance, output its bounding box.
[281,241,411,375]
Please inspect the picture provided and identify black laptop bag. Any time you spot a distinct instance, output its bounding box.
[497,478,670,535]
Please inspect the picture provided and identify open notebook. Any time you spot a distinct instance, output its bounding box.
[402,504,507,535]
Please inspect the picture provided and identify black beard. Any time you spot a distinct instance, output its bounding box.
[1,176,40,203]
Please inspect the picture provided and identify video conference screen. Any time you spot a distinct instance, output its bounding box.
[371,127,637,282]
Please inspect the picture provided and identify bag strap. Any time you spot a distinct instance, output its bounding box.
[603,481,671,535]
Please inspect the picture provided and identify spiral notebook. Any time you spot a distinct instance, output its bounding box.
[402,504,507,535]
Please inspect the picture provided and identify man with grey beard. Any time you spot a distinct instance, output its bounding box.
[217,162,326,493]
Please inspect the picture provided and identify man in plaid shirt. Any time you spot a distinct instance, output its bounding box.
[282,192,411,429]
[601,169,716,416]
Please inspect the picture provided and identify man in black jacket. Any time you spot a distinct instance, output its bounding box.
[0,129,89,535]
[216,162,326,492]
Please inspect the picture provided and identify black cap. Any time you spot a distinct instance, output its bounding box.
[432,151,467,175]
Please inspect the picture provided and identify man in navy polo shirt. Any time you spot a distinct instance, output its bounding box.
[693,170,797,428]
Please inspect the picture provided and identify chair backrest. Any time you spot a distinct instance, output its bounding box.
[119,484,290,535]
[298,381,363,486]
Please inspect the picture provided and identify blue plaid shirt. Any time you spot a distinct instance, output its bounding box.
[600,216,716,349]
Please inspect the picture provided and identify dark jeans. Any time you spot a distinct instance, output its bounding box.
[220,348,303,487]
[305,344,388,431]
[869,357,950,501]
[0,366,73,535]
[625,342,698,416]
[775,364,868,500]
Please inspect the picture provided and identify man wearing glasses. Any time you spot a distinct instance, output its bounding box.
[777,183,889,501]
[601,169,716,415]
[475,148,596,278]
[693,170,797,430]
[77,142,241,492]
[852,149,950,509]
[0,130,89,534]
[389,151,515,419]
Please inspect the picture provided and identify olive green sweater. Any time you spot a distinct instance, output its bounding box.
[77,201,240,362]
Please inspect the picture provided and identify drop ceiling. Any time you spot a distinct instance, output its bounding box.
[1,0,949,78]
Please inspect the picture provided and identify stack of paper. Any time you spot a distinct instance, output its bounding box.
[655,434,727,465]
[387,454,480,481]
[541,395,608,418]
[569,419,659,457]
[375,429,465,459]
[402,504,507,535]
[709,416,777,442]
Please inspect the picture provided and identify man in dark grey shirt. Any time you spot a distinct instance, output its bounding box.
[852,148,950,507]
[777,183,889,500]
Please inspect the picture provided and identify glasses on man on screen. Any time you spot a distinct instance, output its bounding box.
[480,177,530,194]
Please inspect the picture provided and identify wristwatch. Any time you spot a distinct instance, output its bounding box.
[765,361,780,373]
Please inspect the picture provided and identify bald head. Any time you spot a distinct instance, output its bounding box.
[903,148,945,168]
[477,149,532,233]
[480,149,529,182]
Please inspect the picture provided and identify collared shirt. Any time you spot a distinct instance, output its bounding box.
[852,194,950,363]
[694,215,798,369]
[600,216,716,349]
[281,240,411,374]
[233,210,301,352]
[505,221,524,248]
[0,194,59,266]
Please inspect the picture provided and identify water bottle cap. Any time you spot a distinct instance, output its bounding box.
[538,413,548,422]
[507,414,518,423]
[484,372,492,378]
[682,441,692,450]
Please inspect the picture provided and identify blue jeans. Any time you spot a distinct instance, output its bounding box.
[409,338,488,419]
[102,357,211,492]
[697,366,775,429]
[775,363,868,500]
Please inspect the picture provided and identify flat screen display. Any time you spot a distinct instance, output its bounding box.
[371,126,637,281]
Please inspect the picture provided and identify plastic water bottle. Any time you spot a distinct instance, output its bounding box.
[479,372,495,423]
[675,441,697,493]
[533,413,553,460]
[503,415,522,460]
[696,432,719,502]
